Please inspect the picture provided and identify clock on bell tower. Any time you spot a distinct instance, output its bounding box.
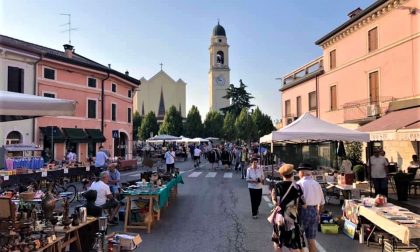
[209,21,230,112]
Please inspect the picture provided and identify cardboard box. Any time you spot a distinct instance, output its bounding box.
[353,181,369,190]
[116,232,142,250]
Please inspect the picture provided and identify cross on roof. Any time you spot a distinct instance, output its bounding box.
[160,62,163,71]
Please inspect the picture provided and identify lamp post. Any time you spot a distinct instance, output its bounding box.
[50,126,55,161]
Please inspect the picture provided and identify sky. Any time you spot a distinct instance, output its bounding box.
[1,0,375,123]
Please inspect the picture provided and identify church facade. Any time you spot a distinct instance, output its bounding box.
[209,22,230,112]
[133,70,186,122]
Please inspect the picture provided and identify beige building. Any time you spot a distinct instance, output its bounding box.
[209,22,230,112]
[134,70,186,121]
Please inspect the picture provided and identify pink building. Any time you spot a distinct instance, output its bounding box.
[1,36,140,162]
[280,0,419,169]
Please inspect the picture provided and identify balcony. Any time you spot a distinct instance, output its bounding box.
[343,96,395,123]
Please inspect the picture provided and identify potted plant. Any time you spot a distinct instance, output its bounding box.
[393,171,412,201]
[353,165,365,181]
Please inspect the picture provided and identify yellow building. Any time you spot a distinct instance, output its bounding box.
[133,70,186,122]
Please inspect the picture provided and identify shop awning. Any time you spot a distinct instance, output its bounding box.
[358,107,420,141]
[62,128,89,143]
[85,128,106,142]
[40,126,66,143]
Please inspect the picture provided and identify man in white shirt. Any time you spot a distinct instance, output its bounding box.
[193,146,202,168]
[368,149,389,197]
[89,171,120,225]
[297,163,324,252]
[66,149,77,162]
[164,146,175,173]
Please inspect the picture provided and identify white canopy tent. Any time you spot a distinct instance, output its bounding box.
[260,112,370,143]
[0,91,76,122]
[146,134,181,143]
[175,136,193,143]
[191,137,209,143]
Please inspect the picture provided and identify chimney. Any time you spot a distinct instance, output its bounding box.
[63,44,74,58]
[348,7,363,19]
[125,70,129,76]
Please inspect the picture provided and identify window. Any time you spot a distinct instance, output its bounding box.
[330,85,337,111]
[88,100,97,119]
[111,104,116,121]
[6,131,22,145]
[43,92,55,98]
[88,77,97,88]
[43,67,55,80]
[296,96,302,117]
[8,66,24,93]
[285,100,291,117]
[368,27,378,52]
[111,83,117,93]
[309,91,317,111]
[128,108,132,123]
[329,50,336,69]
[369,71,379,104]
[128,90,132,98]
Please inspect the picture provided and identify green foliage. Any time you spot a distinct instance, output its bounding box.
[139,111,159,140]
[221,79,254,116]
[345,142,363,165]
[159,105,183,136]
[203,110,224,138]
[222,111,236,141]
[133,111,142,141]
[235,108,256,142]
[353,164,365,181]
[251,107,275,139]
[184,105,203,137]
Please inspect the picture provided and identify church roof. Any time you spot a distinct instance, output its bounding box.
[213,22,226,37]
[143,70,186,85]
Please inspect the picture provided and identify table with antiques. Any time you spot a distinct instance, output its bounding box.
[34,235,64,252]
[122,174,183,233]
[345,198,420,246]
[54,216,97,252]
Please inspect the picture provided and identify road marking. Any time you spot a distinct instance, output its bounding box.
[130,174,140,177]
[263,196,270,202]
[188,172,202,178]
[180,171,186,174]
[123,171,139,176]
[315,241,327,252]
[223,172,232,178]
[205,172,217,178]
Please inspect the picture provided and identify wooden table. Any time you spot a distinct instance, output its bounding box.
[54,217,97,252]
[124,194,157,233]
[35,236,64,252]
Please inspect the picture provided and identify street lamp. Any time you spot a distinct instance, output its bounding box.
[50,126,55,161]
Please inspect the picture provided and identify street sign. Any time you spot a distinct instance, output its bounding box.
[112,130,119,139]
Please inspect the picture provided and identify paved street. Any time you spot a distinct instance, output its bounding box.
[109,159,381,252]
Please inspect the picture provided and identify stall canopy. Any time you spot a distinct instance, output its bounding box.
[191,137,209,143]
[39,126,66,143]
[85,128,106,142]
[176,136,193,143]
[357,106,420,141]
[62,128,89,143]
[0,91,76,122]
[146,134,181,143]
[260,112,370,143]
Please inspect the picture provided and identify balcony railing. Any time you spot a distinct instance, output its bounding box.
[343,96,395,123]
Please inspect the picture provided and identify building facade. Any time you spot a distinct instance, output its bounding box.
[279,0,419,169]
[209,22,230,112]
[0,40,39,146]
[133,70,186,122]
[0,35,140,162]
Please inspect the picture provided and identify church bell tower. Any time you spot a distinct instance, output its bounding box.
[209,22,230,112]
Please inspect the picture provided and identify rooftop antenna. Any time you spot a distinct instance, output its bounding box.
[60,13,78,45]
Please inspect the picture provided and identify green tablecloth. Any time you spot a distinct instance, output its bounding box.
[123,175,184,209]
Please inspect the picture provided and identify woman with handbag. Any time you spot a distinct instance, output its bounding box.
[246,157,264,219]
[271,164,305,252]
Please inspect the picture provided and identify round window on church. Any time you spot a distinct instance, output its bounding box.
[218,39,222,43]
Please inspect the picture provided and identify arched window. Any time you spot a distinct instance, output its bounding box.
[216,51,224,65]
[6,131,22,145]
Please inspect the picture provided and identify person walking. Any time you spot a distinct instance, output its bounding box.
[240,146,249,179]
[95,146,109,174]
[368,149,389,197]
[246,157,264,219]
[234,147,241,172]
[271,164,305,252]
[164,146,176,173]
[296,163,324,252]
[193,145,202,168]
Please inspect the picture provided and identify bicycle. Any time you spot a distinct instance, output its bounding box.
[50,177,78,203]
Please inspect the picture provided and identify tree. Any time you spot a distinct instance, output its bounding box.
[138,111,159,140]
[184,105,203,137]
[203,110,224,138]
[133,111,142,141]
[345,142,363,165]
[235,108,257,143]
[222,111,236,141]
[159,105,183,136]
[251,107,275,139]
[221,79,254,116]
